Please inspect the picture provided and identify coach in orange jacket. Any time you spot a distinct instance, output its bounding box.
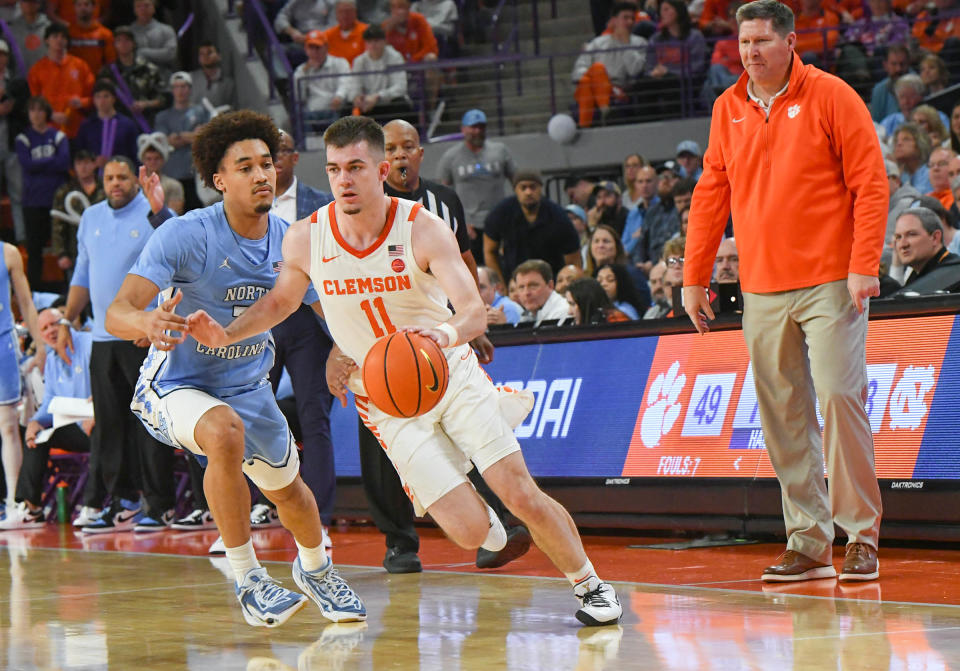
[683,0,886,583]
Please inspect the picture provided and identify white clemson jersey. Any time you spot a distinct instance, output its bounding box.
[308,197,457,392]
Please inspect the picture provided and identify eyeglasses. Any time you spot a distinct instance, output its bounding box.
[667,256,684,267]
[928,160,950,169]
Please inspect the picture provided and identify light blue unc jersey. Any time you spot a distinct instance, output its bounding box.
[128,202,316,399]
[0,247,16,337]
[0,247,20,404]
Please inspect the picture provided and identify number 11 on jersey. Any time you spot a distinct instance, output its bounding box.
[360,297,397,337]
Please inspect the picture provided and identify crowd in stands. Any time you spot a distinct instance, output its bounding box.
[287,0,455,129]
[574,0,960,127]
[428,104,730,329]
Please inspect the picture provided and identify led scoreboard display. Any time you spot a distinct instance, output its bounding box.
[329,314,960,480]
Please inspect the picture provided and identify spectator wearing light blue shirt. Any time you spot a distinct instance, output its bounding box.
[869,45,910,123]
[893,123,934,195]
[478,265,521,326]
[879,74,948,140]
[59,156,174,532]
[10,308,101,526]
[621,165,659,257]
[597,263,647,320]
[675,140,703,181]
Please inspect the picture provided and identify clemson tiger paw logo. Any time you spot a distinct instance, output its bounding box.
[640,361,686,448]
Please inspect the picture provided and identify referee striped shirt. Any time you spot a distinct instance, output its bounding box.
[384,178,470,255]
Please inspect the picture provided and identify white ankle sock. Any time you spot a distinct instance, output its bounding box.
[566,560,602,595]
[225,539,261,584]
[480,504,507,552]
[296,540,331,573]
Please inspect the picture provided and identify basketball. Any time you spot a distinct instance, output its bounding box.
[362,331,450,417]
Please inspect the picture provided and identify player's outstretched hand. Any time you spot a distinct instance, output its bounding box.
[682,285,715,335]
[185,308,227,348]
[144,292,189,351]
[325,344,358,408]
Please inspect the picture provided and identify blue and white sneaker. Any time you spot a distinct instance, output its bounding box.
[292,556,366,622]
[82,499,143,534]
[134,509,175,533]
[236,567,307,628]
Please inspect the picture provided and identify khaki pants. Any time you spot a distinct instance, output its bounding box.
[742,280,882,564]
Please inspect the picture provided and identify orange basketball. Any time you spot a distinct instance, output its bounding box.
[362,331,450,418]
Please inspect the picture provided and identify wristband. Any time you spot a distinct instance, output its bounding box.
[58,319,72,327]
[435,322,458,348]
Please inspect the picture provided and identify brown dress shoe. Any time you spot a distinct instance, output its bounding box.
[761,549,837,582]
[839,543,879,582]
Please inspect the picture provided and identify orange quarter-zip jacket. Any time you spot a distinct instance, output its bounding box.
[684,54,888,294]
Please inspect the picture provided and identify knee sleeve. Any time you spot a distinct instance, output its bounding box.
[242,445,300,492]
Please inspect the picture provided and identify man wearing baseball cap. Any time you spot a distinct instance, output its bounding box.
[292,30,351,129]
[154,70,209,211]
[587,180,627,236]
[675,140,703,181]
[437,108,517,265]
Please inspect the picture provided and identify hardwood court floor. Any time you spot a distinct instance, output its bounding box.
[1,525,960,670]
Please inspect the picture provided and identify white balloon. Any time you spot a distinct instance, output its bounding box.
[547,113,578,144]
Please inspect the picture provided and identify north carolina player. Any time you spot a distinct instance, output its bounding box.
[0,243,45,525]
[188,116,622,627]
[104,111,364,628]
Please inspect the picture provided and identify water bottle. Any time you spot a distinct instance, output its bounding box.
[55,482,68,524]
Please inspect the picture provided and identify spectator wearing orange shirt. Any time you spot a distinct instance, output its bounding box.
[323,0,368,64]
[47,0,104,26]
[912,0,960,53]
[793,0,840,66]
[68,0,115,75]
[822,0,863,22]
[702,37,743,105]
[700,0,737,36]
[383,0,438,61]
[27,23,94,138]
[383,0,439,105]
[702,1,745,105]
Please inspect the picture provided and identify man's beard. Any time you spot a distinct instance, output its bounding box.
[108,191,135,209]
[343,205,361,215]
[254,201,271,214]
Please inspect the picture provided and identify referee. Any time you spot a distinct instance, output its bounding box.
[348,119,530,573]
